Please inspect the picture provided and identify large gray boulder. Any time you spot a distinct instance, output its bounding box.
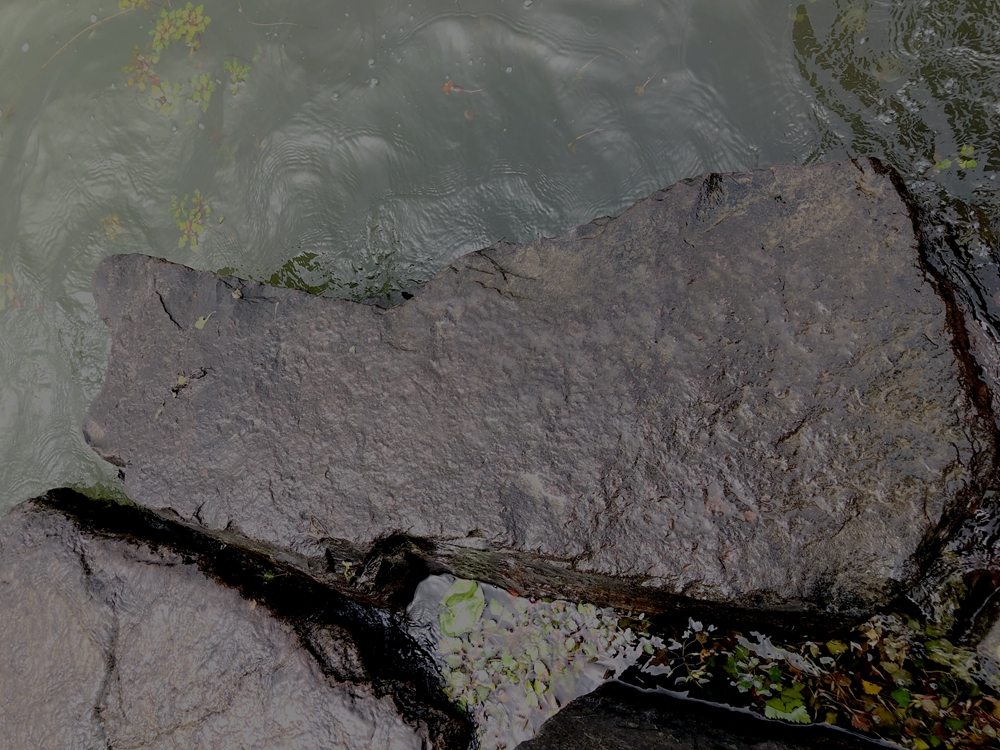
[83,158,998,615]
[0,493,460,749]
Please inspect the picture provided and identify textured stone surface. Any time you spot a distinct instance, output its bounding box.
[0,495,433,750]
[520,682,885,750]
[84,158,997,613]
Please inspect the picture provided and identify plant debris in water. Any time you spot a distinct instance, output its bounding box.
[631,613,1000,749]
[411,572,1000,750]
[408,575,659,750]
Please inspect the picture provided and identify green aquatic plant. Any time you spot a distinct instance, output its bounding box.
[150,9,182,52]
[170,190,211,251]
[187,73,216,112]
[933,145,977,173]
[146,80,182,116]
[150,3,210,54]
[117,0,150,9]
[224,58,251,95]
[958,144,977,170]
[122,44,159,92]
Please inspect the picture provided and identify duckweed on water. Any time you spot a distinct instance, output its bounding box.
[408,575,659,750]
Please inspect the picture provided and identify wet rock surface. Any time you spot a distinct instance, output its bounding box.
[84,157,998,615]
[520,682,887,750]
[0,490,470,750]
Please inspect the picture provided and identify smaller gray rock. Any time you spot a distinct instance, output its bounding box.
[521,682,886,750]
[0,495,431,750]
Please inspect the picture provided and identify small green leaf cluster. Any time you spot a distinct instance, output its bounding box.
[958,144,977,169]
[122,44,159,92]
[150,3,210,53]
[147,81,183,117]
[764,681,810,724]
[934,145,977,172]
[170,190,211,251]
[187,74,216,113]
[224,58,252,95]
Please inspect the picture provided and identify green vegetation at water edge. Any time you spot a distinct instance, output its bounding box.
[635,613,1000,748]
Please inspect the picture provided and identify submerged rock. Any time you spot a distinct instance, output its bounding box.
[0,492,458,750]
[84,158,997,615]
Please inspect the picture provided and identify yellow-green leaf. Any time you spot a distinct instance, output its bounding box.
[194,311,215,329]
[826,640,848,656]
[861,680,882,695]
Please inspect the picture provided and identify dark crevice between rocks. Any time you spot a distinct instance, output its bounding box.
[356,535,883,652]
[37,488,474,750]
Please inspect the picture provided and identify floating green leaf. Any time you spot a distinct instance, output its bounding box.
[439,579,485,636]
[224,57,251,95]
[763,683,810,724]
[891,687,912,707]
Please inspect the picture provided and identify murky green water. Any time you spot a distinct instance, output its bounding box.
[0,0,997,514]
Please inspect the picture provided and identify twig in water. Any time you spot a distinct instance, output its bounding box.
[567,128,602,152]
[237,0,300,27]
[635,70,659,96]
[41,8,135,69]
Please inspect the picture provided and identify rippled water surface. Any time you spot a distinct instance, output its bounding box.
[0,0,998,510]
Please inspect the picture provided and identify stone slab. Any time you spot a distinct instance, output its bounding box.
[83,158,998,613]
[0,495,436,750]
